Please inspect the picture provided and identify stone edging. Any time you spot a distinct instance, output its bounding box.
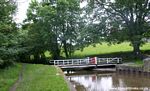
[116,64,150,76]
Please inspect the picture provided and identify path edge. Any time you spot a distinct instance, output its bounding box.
[55,66,76,91]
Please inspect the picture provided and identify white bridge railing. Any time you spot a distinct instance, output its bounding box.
[50,57,122,66]
[97,58,122,64]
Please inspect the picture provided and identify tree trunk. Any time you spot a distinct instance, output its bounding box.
[18,53,30,63]
[132,41,141,59]
[52,49,60,60]
[40,53,47,64]
[51,33,60,60]
[34,53,40,63]
[63,40,69,58]
[68,43,73,57]
[51,43,60,60]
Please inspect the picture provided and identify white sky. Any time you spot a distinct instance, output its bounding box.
[14,0,30,23]
[14,0,87,24]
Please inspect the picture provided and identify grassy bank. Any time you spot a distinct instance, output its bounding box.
[73,42,150,57]
[127,59,144,67]
[16,64,69,91]
[0,64,69,91]
[0,63,22,91]
[45,42,150,60]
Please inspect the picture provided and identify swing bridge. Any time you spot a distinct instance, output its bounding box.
[49,57,122,70]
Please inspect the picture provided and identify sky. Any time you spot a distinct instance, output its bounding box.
[14,0,87,24]
[14,0,30,23]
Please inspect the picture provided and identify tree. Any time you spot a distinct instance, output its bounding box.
[86,0,150,58]
[22,0,56,61]
[76,0,107,50]
[0,0,18,67]
[24,0,81,60]
[54,0,81,58]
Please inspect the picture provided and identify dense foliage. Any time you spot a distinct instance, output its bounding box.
[85,0,150,58]
[1,0,150,67]
[0,0,18,68]
[22,0,82,62]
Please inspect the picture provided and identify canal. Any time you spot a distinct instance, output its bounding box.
[65,69,150,91]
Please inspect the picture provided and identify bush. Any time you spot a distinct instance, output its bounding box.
[0,59,14,69]
[0,59,4,67]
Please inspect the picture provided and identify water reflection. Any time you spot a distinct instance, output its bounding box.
[67,71,150,91]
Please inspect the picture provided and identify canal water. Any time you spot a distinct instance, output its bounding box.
[65,69,150,91]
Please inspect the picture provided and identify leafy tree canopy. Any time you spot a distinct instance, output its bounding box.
[85,0,150,58]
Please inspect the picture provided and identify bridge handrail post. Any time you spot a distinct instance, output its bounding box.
[79,59,81,65]
[87,58,89,64]
[64,60,66,65]
[95,57,97,65]
[54,60,55,65]
[107,58,108,64]
[99,58,101,64]
[72,59,73,65]
[62,60,64,65]
[117,58,119,63]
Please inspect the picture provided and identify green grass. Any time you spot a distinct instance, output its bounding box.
[73,42,150,57]
[44,42,150,58]
[16,64,69,91]
[127,59,144,67]
[0,63,22,91]
[134,59,144,66]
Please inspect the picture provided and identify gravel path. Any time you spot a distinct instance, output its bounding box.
[9,64,25,91]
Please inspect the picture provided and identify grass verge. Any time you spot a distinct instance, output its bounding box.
[0,63,22,91]
[45,42,150,60]
[127,59,144,67]
[135,59,144,65]
[16,64,69,91]
[73,42,150,57]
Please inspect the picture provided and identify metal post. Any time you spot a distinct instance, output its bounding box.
[79,59,81,65]
[98,58,99,64]
[72,59,73,65]
[95,57,97,68]
[107,58,108,64]
[95,57,97,65]
[62,60,64,65]
[58,60,59,65]
[117,58,119,64]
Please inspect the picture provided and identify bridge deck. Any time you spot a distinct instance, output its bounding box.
[60,64,117,71]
